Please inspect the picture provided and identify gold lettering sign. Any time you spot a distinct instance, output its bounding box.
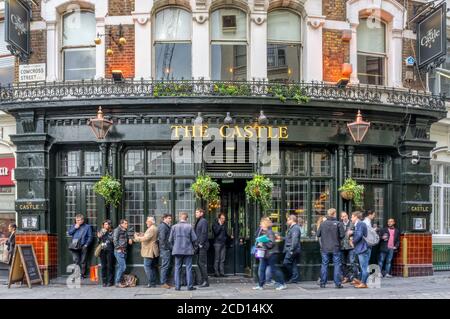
[411,206,430,213]
[15,202,45,211]
[171,125,289,140]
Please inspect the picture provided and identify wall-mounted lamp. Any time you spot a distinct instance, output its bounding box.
[224,112,233,125]
[95,24,127,56]
[89,107,113,140]
[347,110,370,143]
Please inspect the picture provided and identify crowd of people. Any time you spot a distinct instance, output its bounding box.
[64,207,400,290]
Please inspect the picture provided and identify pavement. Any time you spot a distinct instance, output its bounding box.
[1,272,450,299]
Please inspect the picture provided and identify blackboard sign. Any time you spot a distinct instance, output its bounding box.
[5,0,31,61]
[8,244,43,288]
[417,2,447,69]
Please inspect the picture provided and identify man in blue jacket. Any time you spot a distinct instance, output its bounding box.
[67,214,93,279]
[350,211,369,288]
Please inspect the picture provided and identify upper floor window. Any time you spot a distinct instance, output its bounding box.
[62,11,96,81]
[429,39,450,96]
[154,8,192,80]
[211,8,247,80]
[0,21,15,85]
[267,10,302,82]
[357,18,386,85]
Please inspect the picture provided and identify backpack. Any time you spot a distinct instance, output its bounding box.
[364,226,380,247]
[121,274,138,287]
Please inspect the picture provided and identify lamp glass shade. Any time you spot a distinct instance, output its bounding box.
[347,110,370,143]
[89,107,113,140]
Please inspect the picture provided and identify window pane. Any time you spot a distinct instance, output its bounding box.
[155,43,191,80]
[64,48,96,81]
[60,151,80,176]
[432,186,440,234]
[445,188,450,234]
[63,11,96,46]
[357,18,385,53]
[85,184,98,229]
[0,213,16,239]
[267,180,283,234]
[311,151,331,177]
[268,10,301,42]
[370,155,387,179]
[175,179,195,223]
[373,186,384,227]
[357,54,385,85]
[65,183,78,233]
[311,180,331,237]
[84,151,101,176]
[0,57,15,85]
[174,147,194,175]
[125,150,145,175]
[211,44,247,80]
[211,9,247,41]
[124,179,145,233]
[155,8,191,41]
[284,150,306,176]
[148,180,171,222]
[147,150,171,176]
[353,154,368,178]
[267,44,301,82]
[445,165,450,184]
[432,164,440,184]
[285,180,307,237]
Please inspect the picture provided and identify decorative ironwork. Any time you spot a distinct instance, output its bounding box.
[0,79,445,111]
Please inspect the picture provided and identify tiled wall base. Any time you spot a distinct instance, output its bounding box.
[16,233,58,279]
[392,233,433,277]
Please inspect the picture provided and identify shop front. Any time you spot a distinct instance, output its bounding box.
[0,80,445,281]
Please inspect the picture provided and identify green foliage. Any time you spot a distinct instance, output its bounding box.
[153,82,193,97]
[245,175,274,212]
[338,178,365,208]
[93,175,123,208]
[191,174,221,203]
[267,84,310,104]
[213,83,251,96]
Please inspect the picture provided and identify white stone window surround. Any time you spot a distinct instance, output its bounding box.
[347,0,405,87]
[431,159,450,236]
[41,0,108,81]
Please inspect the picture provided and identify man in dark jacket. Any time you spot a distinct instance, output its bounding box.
[340,211,358,283]
[158,213,173,288]
[67,214,93,279]
[283,214,301,284]
[317,208,345,288]
[212,213,230,277]
[169,211,198,291]
[350,211,369,288]
[378,218,400,278]
[113,219,133,287]
[194,208,209,287]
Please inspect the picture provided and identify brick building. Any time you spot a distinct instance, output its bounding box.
[0,0,447,282]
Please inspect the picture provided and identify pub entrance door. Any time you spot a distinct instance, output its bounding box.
[217,179,252,275]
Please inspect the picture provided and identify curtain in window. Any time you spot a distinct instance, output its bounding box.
[357,19,386,54]
[155,8,191,41]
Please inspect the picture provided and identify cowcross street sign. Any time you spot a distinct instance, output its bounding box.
[5,0,31,62]
[417,2,447,69]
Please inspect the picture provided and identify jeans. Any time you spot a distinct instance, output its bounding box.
[341,249,358,281]
[378,249,395,276]
[174,255,193,290]
[357,249,371,284]
[213,243,226,275]
[71,246,89,277]
[160,249,172,285]
[197,247,209,284]
[114,251,127,284]
[100,249,114,285]
[143,257,158,286]
[283,252,300,283]
[320,251,342,286]
[258,254,285,287]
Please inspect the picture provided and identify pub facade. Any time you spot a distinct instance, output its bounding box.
[0,0,447,281]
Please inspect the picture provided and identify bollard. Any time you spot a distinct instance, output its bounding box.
[402,237,408,278]
[44,241,49,285]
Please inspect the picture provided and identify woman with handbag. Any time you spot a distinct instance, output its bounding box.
[97,220,115,287]
[252,217,287,291]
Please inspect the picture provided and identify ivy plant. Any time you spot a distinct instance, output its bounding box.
[191,174,221,204]
[245,174,274,212]
[338,178,365,208]
[93,175,123,208]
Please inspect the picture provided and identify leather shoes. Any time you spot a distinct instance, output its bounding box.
[342,277,350,284]
[188,287,197,291]
[214,273,220,277]
[320,284,326,288]
[161,284,171,289]
[335,284,344,289]
[175,287,181,291]
[219,274,226,277]
[351,279,362,285]
[198,281,209,288]
[355,283,368,289]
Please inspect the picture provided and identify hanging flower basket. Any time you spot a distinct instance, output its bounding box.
[245,175,273,212]
[340,191,354,200]
[191,174,220,203]
[338,178,364,208]
[93,175,123,208]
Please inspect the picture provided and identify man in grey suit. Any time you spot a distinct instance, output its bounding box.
[169,211,198,291]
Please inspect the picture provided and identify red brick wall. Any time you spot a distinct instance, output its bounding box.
[109,0,135,16]
[16,233,58,279]
[392,233,433,277]
[322,29,350,83]
[323,0,346,21]
[105,25,135,79]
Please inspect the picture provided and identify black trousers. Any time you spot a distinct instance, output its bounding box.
[213,243,226,275]
[197,247,209,284]
[100,249,115,285]
[71,246,89,277]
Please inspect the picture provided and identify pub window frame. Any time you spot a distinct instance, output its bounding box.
[57,149,102,177]
[431,163,450,235]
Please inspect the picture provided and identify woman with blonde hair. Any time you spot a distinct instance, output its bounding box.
[252,217,287,291]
